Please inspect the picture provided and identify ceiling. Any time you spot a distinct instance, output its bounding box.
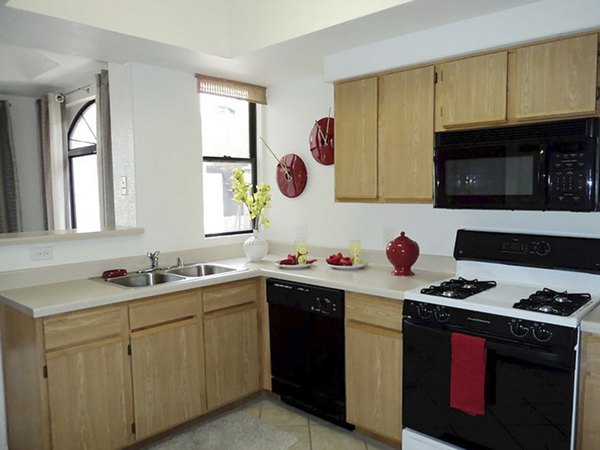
[0,0,545,96]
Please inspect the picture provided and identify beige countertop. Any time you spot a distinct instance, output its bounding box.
[0,255,452,318]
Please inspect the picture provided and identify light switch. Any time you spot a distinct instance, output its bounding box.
[120,176,128,195]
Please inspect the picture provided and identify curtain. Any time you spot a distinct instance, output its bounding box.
[38,94,68,230]
[96,69,115,228]
[36,97,50,230]
[0,100,22,233]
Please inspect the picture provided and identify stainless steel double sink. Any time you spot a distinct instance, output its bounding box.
[99,263,243,288]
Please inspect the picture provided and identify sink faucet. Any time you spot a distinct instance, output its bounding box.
[138,251,160,273]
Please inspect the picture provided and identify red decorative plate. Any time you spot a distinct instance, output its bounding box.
[309,117,334,165]
[277,154,307,198]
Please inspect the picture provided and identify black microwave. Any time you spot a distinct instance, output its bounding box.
[433,118,600,211]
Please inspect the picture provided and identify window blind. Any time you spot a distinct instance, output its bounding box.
[195,74,267,105]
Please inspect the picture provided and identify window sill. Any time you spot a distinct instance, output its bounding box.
[0,227,144,246]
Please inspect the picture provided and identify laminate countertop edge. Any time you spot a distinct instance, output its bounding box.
[0,255,452,318]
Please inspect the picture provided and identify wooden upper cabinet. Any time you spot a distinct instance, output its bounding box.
[379,66,434,202]
[515,34,598,120]
[437,51,508,129]
[334,77,378,200]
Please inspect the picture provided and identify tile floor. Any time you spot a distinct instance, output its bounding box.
[237,396,399,450]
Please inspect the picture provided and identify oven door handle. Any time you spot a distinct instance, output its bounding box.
[484,340,570,369]
[403,319,573,370]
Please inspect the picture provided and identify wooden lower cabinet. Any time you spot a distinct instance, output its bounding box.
[0,279,265,449]
[203,279,260,410]
[579,373,600,449]
[46,336,133,450]
[577,332,600,449]
[345,292,403,443]
[129,290,205,439]
[43,305,134,450]
[131,319,205,439]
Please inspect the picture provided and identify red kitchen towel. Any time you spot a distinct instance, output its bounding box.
[450,332,487,416]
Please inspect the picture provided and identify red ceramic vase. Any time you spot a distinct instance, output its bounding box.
[386,231,420,276]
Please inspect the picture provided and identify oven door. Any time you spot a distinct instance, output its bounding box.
[434,142,547,210]
[402,319,576,450]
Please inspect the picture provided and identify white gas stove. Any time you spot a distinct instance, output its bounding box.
[402,229,600,450]
[406,259,600,328]
[407,229,600,328]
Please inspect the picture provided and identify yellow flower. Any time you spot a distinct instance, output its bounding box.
[231,169,272,230]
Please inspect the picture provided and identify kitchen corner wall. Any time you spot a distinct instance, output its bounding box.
[262,77,600,257]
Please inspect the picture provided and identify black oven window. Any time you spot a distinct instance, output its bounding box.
[445,155,534,196]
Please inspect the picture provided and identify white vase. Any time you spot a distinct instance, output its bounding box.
[243,229,269,261]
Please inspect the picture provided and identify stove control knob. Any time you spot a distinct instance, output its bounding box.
[533,324,553,342]
[509,319,529,338]
[434,306,450,323]
[416,303,433,319]
[534,241,551,257]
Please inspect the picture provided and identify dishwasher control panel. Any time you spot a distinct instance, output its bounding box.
[267,278,344,318]
[311,296,338,315]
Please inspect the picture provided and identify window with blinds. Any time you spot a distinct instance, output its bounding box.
[197,75,266,237]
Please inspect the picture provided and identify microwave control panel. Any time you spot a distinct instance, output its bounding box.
[547,142,594,210]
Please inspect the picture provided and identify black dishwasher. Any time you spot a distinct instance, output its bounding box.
[267,278,351,428]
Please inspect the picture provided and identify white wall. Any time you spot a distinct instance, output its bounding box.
[0,62,248,273]
[324,0,600,82]
[262,76,600,257]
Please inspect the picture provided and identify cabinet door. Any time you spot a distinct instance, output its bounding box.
[204,304,260,409]
[334,77,378,200]
[437,52,508,128]
[379,66,434,202]
[46,336,134,450]
[346,320,402,441]
[131,318,205,439]
[579,373,600,450]
[516,34,598,120]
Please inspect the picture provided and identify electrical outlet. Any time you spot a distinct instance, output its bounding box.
[31,247,53,261]
[383,227,394,246]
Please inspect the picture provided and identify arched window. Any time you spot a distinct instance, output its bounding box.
[67,100,100,230]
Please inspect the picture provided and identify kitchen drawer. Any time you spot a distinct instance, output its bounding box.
[203,279,257,314]
[129,290,200,330]
[346,292,403,332]
[44,305,127,350]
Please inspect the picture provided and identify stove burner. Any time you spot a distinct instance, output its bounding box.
[420,277,497,300]
[538,305,558,314]
[441,290,459,298]
[513,288,591,316]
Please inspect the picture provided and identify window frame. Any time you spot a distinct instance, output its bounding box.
[203,100,258,238]
[67,99,97,229]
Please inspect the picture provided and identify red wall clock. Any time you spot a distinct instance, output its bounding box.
[277,154,307,198]
[309,116,334,165]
